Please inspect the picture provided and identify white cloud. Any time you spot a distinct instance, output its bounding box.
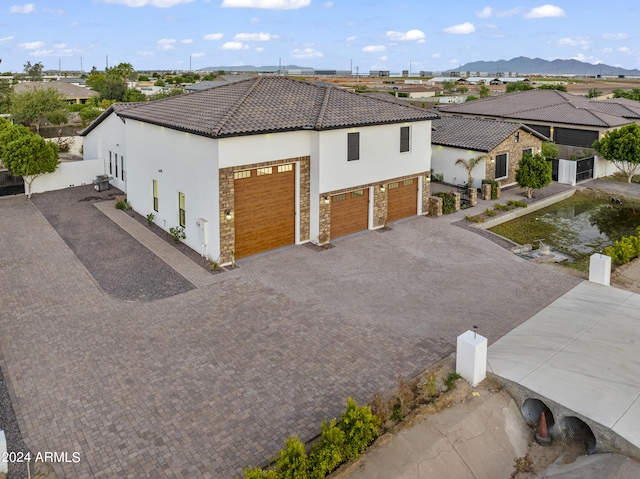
[255,46,264,52]
[475,6,520,18]
[250,16,259,22]
[221,41,245,50]
[386,29,425,42]
[9,3,35,13]
[483,23,498,29]
[191,52,205,57]
[43,8,65,14]
[432,53,441,59]
[19,41,45,49]
[0,36,15,44]
[69,21,79,26]
[602,33,629,40]
[101,0,195,7]
[557,36,590,49]
[221,0,310,9]
[362,45,385,53]
[203,33,224,40]
[525,4,565,18]
[346,35,356,42]
[137,50,155,56]
[443,22,476,34]
[233,32,274,41]
[181,39,193,44]
[31,46,84,57]
[379,55,388,61]
[324,1,333,7]
[157,38,177,50]
[290,48,323,58]
[619,46,632,53]
[603,47,613,53]
[52,43,66,49]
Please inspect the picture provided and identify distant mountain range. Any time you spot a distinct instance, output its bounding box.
[446,56,640,76]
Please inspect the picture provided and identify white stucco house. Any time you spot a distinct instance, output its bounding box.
[81,77,439,264]
[431,116,546,189]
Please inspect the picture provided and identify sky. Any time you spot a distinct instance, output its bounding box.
[1,0,639,74]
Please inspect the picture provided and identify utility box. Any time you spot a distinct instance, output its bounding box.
[196,218,209,247]
[456,330,487,387]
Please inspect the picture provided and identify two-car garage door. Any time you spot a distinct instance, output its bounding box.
[234,164,295,259]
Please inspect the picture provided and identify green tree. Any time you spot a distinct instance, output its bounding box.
[79,106,102,128]
[506,81,534,93]
[10,86,68,133]
[23,61,44,81]
[276,436,309,479]
[137,75,150,82]
[339,397,380,460]
[592,123,640,183]
[1,127,59,198]
[456,86,469,94]
[0,119,31,161]
[148,88,185,101]
[478,85,491,98]
[110,62,135,84]
[123,88,147,102]
[455,155,484,187]
[154,79,166,87]
[0,78,11,114]
[613,88,640,101]
[516,152,552,198]
[586,88,603,98]
[541,141,560,159]
[442,80,456,93]
[45,108,69,149]
[537,83,567,92]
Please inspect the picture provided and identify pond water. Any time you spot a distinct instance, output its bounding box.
[489,191,640,270]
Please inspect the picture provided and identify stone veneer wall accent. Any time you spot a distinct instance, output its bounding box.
[422,174,431,214]
[485,129,542,186]
[218,155,310,264]
[319,171,428,243]
[428,197,442,217]
[468,187,477,206]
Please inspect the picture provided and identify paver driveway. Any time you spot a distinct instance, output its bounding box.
[0,194,580,478]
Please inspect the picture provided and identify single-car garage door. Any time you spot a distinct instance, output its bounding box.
[330,188,369,239]
[387,178,418,223]
[234,164,295,258]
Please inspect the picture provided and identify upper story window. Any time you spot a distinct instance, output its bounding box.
[347,132,359,161]
[153,180,159,212]
[400,126,410,152]
[178,192,186,227]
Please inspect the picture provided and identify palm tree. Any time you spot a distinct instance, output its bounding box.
[455,155,485,188]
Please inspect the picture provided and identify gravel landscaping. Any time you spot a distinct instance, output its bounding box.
[31,185,195,301]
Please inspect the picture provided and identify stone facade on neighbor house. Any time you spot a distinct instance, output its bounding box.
[81,76,438,263]
[431,116,546,189]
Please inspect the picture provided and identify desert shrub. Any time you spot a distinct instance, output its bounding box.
[484,207,496,217]
[465,214,485,223]
[370,393,391,424]
[276,436,309,479]
[308,419,345,479]
[396,376,415,417]
[507,200,528,209]
[444,372,462,392]
[115,199,131,210]
[339,397,380,460]
[424,373,438,399]
[603,228,640,265]
[433,191,456,214]
[168,226,186,243]
[240,466,278,479]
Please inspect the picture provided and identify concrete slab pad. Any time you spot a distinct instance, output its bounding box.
[488,281,640,451]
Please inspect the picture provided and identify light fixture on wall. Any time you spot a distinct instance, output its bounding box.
[158,169,163,173]
[379,184,386,192]
[225,210,232,220]
[490,157,495,164]
[424,175,431,184]
[323,196,330,204]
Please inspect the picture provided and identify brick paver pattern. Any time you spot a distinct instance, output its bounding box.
[0,194,581,478]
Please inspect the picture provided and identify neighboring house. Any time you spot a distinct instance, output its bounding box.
[441,90,635,159]
[431,116,546,188]
[13,81,97,104]
[81,77,438,263]
[185,74,256,92]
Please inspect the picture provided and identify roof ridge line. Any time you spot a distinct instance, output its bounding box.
[211,76,264,136]
[314,85,332,130]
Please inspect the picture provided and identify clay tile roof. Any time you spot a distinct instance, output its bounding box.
[83,76,438,138]
[590,98,640,119]
[431,116,537,152]
[440,89,632,128]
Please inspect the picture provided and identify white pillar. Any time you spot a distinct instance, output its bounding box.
[456,330,487,387]
[589,253,611,286]
[0,430,7,474]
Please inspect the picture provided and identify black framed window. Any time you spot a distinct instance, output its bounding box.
[114,154,118,178]
[400,126,410,152]
[347,132,359,161]
[121,156,125,181]
[109,151,112,175]
[153,180,158,212]
[495,153,508,179]
[178,192,186,227]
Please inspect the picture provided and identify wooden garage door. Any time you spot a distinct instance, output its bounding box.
[387,178,418,223]
[330,189,369,239]
[234,164,295,259]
